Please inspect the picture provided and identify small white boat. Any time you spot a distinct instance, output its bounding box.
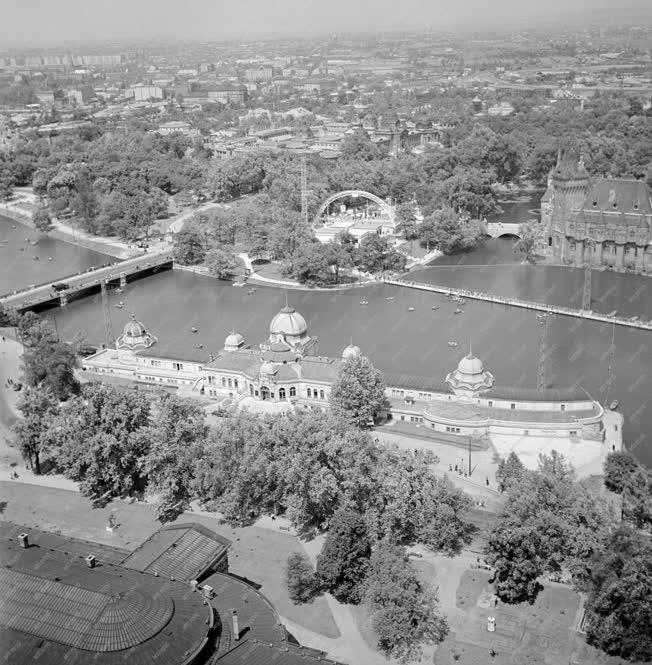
[609,400,619,410]
[385,296,395,301]
[191,327,198,333]
[454,309,463,314]
[48,257,52,261]
[408,307,415,312]
[360,300,369,306]
[114,304,123,309]
[431,305,439,311]
[448,341,458,347]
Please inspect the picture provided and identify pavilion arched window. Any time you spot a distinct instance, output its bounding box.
[307,388,312,398]
[279,388,286,399]
[289,386,296,397]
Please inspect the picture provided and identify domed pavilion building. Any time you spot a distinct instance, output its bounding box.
[82,302,622,469]
[115,315,157,350]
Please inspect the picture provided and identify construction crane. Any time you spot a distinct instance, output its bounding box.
[100,280,115,349]
[536,311,551,393]
[582,237,596,311]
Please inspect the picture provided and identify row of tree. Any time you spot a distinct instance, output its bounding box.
[286,509,448,663]
[486,450,651,662]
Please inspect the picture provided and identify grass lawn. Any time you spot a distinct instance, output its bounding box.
[434,569,632,665]
[252,259,290,281]
[349,603,378,651]
[0,481,339,639]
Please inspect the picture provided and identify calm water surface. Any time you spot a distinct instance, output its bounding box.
[0,216,113,293]
[2,203,650,466]
[45,269,652,467]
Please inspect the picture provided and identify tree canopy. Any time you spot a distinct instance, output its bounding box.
[316,508,372,603]
[485,452,617,602]
[329,354,386,428]
[363,543,449,663]
[585,526,652,662]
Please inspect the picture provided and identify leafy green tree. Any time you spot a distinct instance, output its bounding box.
[286,552,320,604]
[354,234,406,274]
[395,201,419,240]
[341,129,384,161]
[496,451,525,492]
[173,228,206,265]
[485,452,616,602]
[429,167,498,219]
[289,241,329,284]
[316,508,372,603]
[585,525,652,662]
[13,387,59,474]
[603,451,639,494]
[0,302,16,327]
[322,242,353,283]
[32,207,54,234]
[206,247,239,279]
[363,543,449,663]
[20,317,79,400]
[622,467,652,530]
[330,354,386,428]
[0,166,15,200]
[44,383,152,500]
[419,206,484,255]
[142,393,209,521]
[59,430,151,501]
[514,221,542,263]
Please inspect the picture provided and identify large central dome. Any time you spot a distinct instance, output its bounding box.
[269,306,308,337]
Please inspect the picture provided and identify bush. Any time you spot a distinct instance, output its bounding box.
[286,552,319,604]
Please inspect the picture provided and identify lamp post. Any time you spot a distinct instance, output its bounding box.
[468,435,472,477]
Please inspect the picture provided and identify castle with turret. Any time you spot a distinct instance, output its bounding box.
[541,154,652,270]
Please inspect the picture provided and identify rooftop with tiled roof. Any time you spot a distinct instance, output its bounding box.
[1,522,334,665]
[0,522,211,665]
[121,522,231,582]
[581,178,652,216]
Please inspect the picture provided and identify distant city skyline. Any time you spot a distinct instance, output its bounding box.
[1,0,651,47]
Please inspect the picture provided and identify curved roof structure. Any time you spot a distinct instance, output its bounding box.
[269,306,308,337]
[1,522,345,665]
[0,523,211,665]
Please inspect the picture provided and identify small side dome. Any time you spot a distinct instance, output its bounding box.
[224,331,244,351]
[260,361,277,376]
[342,343,361,359]
[457,354,483,375]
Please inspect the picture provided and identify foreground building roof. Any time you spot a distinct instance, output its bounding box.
[0,522,345,665]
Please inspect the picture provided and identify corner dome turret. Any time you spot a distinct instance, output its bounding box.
[446,350,494,396]
[116,315,157,350]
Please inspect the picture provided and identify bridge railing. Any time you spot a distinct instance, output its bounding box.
[0,252,174,301]
[385,278,652,330]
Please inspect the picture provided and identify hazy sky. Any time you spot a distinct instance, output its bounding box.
[1,0,650,47]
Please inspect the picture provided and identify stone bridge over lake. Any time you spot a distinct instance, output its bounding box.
[485,222,522,239]
[0,251,174,312]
